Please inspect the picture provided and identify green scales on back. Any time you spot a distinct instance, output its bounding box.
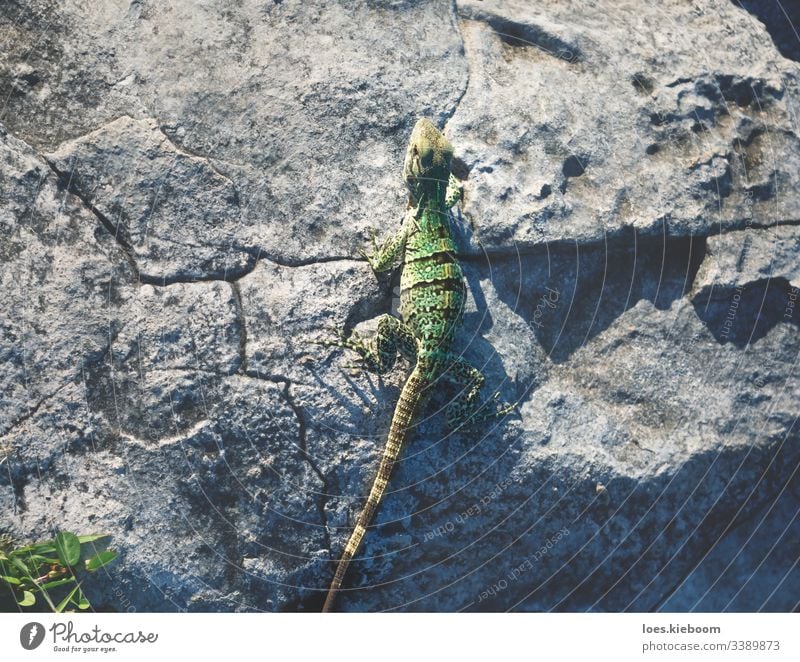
[321,118,513,612]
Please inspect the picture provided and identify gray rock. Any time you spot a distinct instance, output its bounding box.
[691,224,800,346]
[45,116,253,283]
[693,224,800,294]
[0,126,132,445]
[1,0,798,613]
[661,476,800,612]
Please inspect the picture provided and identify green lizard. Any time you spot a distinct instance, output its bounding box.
[321,118,512,612]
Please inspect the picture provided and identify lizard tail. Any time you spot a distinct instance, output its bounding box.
[322,364,427,612]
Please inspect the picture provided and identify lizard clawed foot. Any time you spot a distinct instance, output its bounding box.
[358,228,384,270]
[485,391,517,419]
[316,327,377,367]
[314,327,362,353]
[357,249,379,272]
[313,327,349,348]
[446,393,517,431]
[340,362,366,376]
[367,227,379,252]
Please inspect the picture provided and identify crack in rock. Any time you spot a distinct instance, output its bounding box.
[44,156,141,279]
[0,381,72,439]
[244,370,333,555]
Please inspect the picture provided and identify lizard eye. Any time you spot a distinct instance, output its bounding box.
[411,145,423,173]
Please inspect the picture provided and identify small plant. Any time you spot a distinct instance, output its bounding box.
[0,531,118,612]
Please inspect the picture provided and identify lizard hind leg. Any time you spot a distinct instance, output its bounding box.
[328,314,417,375]
[441,353,514,430]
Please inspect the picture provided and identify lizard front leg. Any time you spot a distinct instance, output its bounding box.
[445,173,463,209]
[360,225,407,272]
[360,204,420,272]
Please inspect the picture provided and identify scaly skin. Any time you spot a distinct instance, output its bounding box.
[321,118,512,612]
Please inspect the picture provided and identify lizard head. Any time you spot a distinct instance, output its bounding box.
[403,118,453,203]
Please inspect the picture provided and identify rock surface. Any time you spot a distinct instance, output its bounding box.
[1,0,798,612]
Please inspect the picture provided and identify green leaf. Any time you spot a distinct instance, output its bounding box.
[76,589,90,610]
[17,590,35,607]
[10,557,32,576]
[13,554,53,576]
[85,550,117,571]
[56,586,79,613]
[12,542,57,555]
[77,534,110,545]
[1,575,21,585]
[39,576,75,590]
[54,532,80,566]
